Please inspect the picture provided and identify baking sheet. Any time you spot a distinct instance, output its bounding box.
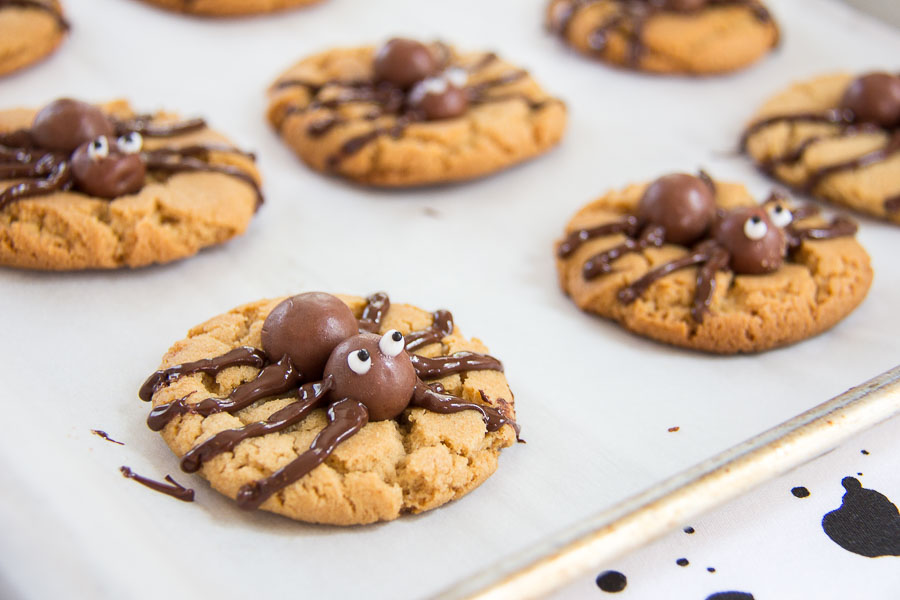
[1,1,898,599]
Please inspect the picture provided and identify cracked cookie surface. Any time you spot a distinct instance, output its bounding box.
[556,181,872,353]
[743,73,900,224]
[138,0,321,16]
[547,0,778,75]
[0,100,260,270]
[145,294,517,525]
[267,44,567,187]
[0,0,67,77]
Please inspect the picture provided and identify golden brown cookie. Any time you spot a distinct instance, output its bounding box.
[556,174,872,353]
[0,1,68,77]
[138,0,320,16]
[547,0,778,75]
[267,39,567,187]
[742,72,900,224]
[0,99,261,270]
[139,292,519,525]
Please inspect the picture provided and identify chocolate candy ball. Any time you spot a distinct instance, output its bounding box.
[410,81,469,120]
[841,73,900,128]
[70,138,146,199]
[638,173,717,245]
[374,38,438,89]
[324,333,417,422]
[713,206,785,275]
[32,99,115,152]
[261,293,359,377]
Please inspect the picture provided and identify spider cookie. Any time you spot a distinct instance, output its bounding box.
[0,98,262,270]
[742,72,900,224]
[556,173,872,353]
[267,38,567,186]
[139,292,520,525]
[547,0,778,75]
[0,0,68,77]
[138,0,321,16]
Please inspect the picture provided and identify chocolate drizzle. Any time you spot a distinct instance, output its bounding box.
[274,45,560,167]
[141,293,518,512]
[1,102,262,210]
[0,0,69,30]
[549,0,773,69]
[120,466,194,502]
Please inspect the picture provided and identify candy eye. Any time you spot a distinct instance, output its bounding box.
[743,215,769,240]
[87,136,109,161]
[116,132,143,154]
[379,330,405,357]
[766,203,793,228]
[347,348,372,375]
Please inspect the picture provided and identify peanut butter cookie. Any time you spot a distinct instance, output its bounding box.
[742,72,900,224]
[139,292,519,525]
[556,173,872,353]
[0,98,262,270]
[0,0,68,77]
[547,0,778,75]
[267,38,567,187]
[138,0,321,16]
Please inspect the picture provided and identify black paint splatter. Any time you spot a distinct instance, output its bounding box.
[676,558,689,566]
[822,476,900,557]
[595,570,627,593]
[683,526,695,534]
[705,593,754,600]
[791,486,810,498]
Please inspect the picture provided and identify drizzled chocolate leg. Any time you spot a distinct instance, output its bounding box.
[618,240,717,305]
[805,132,900,192]
[358,292,390,333]
[236,398,368,510]
[582,224,665,279]
[142,153,263,207]
[557,215,640,258]
[690,246,730,322]
[411,381,519,436]
[404,310,454,351]
[785,216,858,249]
[139,346,267,402]
[147,355,302,431]
[409,352,503,379]
[0,159,71,210]
[144,144,257,161]
[180,377,334,473]
[114,116,207,138]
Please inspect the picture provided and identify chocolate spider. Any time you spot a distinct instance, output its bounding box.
[272,38,558,168]
[741,72,900,213]
[0,98,261,210]
[558,173,857,322]
[547,0,774,68]
[139,292,519,511]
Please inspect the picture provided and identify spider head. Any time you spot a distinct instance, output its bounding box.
[840,72,900,128]
[374,38,439,89]
[637,173,717,245]
[32,99,115,152]
[324,330,417,421]
[261,293,359,378]
[408,68,469,120]
[70,133,146,199]
[713,206,786,274]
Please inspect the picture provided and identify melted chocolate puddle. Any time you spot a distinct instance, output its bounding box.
[91,429,124,445]
[822,476,900,557]
[595,570,627,593]
[120,466,194,502]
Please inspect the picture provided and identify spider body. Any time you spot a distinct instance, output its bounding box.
[141,292,518,512]
[0,98,260,210]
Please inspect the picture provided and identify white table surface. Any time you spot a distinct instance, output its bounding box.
[550,415,900,600]
[0,1,897,599]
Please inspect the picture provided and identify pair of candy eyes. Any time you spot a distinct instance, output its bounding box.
[743,204,792,240]
[86,132,143,161]
[409,68,468,103]
[347,330,405,375]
